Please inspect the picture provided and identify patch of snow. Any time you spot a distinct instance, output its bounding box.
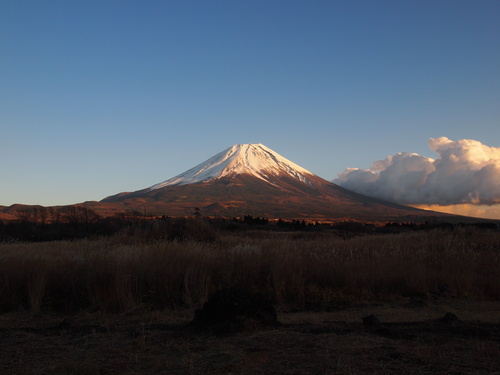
[149,144,315,190]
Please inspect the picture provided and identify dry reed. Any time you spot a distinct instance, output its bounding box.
[0,227,498,314]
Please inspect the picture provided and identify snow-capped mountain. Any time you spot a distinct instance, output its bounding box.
[148,144,314,189]
[101,144,452,222]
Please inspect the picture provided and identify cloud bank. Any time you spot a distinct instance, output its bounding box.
[334,137,500,206]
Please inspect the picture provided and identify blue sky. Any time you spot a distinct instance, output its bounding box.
[1,1,499,213]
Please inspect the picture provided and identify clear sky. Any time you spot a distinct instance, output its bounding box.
[1,1,499,217]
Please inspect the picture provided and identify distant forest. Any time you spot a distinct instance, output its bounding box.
[1,205,497,243]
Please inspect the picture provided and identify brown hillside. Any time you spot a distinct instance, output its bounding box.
[101,173,455,222]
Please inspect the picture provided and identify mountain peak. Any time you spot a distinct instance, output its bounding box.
[101,143,457,222]
[149,144,314,190]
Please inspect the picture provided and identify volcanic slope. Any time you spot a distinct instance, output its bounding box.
[102,144,452,222]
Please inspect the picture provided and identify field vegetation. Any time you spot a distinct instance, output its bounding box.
[1,217,499,374]
[1,220,498,315]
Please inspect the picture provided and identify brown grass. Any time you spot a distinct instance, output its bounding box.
[0,227,498,315]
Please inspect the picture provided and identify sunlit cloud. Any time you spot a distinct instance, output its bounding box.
[411,203,500,220]
[334,137,500,219]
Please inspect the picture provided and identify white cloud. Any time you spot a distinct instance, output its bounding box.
[334,137,500,207]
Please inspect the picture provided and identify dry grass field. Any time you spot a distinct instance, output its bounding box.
[1,226,499,373]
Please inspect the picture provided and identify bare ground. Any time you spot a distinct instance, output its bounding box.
[1,298,499,375]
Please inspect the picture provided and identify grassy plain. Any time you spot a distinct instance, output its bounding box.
[1,226,499,373]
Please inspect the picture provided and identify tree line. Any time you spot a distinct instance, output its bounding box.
[1,206,497,242]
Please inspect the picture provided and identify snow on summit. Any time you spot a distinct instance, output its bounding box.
[149,144,315,190]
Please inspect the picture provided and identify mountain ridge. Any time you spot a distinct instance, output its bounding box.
[101,144,458,222]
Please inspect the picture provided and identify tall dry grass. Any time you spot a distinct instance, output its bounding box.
[0,227,498,314]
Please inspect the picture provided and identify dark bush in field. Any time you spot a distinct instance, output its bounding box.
[192,287,278,331]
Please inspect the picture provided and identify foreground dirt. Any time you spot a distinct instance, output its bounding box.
[1,298,499,374]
